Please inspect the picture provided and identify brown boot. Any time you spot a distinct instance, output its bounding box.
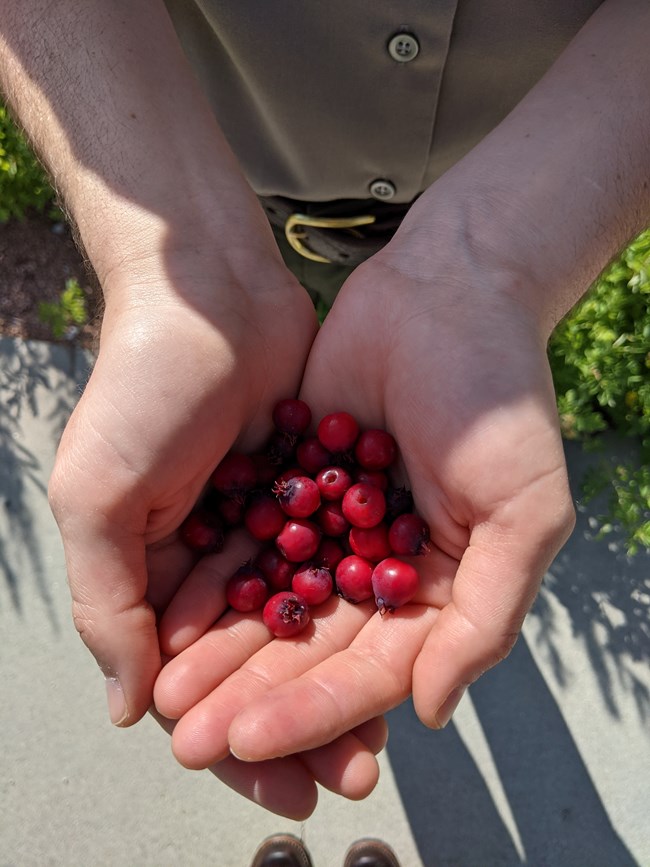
[343,838,402,867]
[250,833,313,867]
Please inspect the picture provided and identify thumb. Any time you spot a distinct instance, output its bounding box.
[412,496,575,728]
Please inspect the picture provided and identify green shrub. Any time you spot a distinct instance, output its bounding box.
[548,229,650,552]
[0,102,54,221]
[38,277,89,340]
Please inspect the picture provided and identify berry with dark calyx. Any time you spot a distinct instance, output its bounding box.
[314,537,345,571]
[272,398,312,436]
[180,509,225,554]
[216,495,245,527]
[211,452,257,497]
[274,475,321,518]
[296,437,332,475]
[385,485,415,522]
[316,465,353,501]
[388,513,431,556]
[244,494,287,541]
[255,546,296,591]
[276,518,322,562]
[226,563,269,612]
[349,523,392,562]
[335,554,375,603]
[315,501,350,537]
[292,563,334,606]
[354,429,398,470]
[354,468,389,491]
[317,411,360,454]
[371,557,419,614]
[342,482,387,529]
[263,591,311,637]
[266,430,298,466]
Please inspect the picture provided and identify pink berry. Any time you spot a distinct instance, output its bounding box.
[226,564,269,612]
[354,429,398,470]
[349,523,392,562]
[388,513,431,556]
[211,452,257,497]
[180,510,224,554]
[335,554,374,603]
[317,411,360,453]
[316,465,353,501]
[314,537,345,571]
[244,494,287,541]
[274,475,321,518]
[371,557,419,614]
[272,398,312,436]
[292,564,334,605]
[263,591,311,637]
[276,518,322,562]
[342,482,387,529]
[296,437,332,474]
[315,501,350,537]
[254,546,296,591]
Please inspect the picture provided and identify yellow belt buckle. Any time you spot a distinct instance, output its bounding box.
[285,213,376,263]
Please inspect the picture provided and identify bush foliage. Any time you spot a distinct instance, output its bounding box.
[1,102,648,549]
[0,103,54,222]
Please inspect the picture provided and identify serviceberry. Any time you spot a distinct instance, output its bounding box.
[263,591,311,637]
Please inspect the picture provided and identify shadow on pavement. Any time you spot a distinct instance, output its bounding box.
[0,337,93,627]
[386,637,637,867]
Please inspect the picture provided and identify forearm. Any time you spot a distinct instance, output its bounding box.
[0,0,272,298]
[390,0,650,336]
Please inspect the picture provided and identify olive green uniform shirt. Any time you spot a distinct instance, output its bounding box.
[164,1,604,203]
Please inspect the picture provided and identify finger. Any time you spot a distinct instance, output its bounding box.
[298,731,381,801]
[157,528,256,656]
[227,603,438,761]
[412,487,575,728]
[351,715,389,755]
[170,595,375,769]
[152,710,318,819]
[154,608,272,719]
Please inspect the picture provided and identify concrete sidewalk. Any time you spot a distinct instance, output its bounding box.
[1,336,648,867]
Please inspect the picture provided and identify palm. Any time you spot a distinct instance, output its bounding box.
[159,259,574,771]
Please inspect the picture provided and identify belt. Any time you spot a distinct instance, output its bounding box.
[259,195,412,267]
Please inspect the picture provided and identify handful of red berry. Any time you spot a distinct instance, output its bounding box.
[180,399,430,637]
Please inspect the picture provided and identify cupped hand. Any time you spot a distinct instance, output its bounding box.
[157,234,575,771]
[48,250,318,727]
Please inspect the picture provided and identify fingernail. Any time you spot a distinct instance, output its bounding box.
[105,676,128,726]
[436,685,467,728]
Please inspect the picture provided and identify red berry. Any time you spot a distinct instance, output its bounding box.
[263,591,310,637]
[342,482,387,529]
[211,452,257,496]
[354,429,398,470]
[250,452,278,486]
[276,518,322,562]
[354,468,389,491]
[226,564,269,612]
[254,546,296,591]
[316,465,353,501]
[180,510,224,554]
[335,554,374,603]
[296,437,332,474]
[388,513,431,556]
[349,523,392,562]
[274,475,321,518]
[371,557,419,614]
[315,501,350,537]
[292,564,334,605]
[216,495,245,527]
[266,430,297,465]
[272,398,312,436]
[244,494,286,541]
[314,537,345,571]
[317,411,360,453]
[385,486,415,522]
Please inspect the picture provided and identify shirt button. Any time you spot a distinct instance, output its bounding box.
[387,33,420,63]
[369,179,397,201]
